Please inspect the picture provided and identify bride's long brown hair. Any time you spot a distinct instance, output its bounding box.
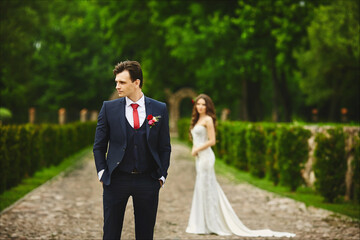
[190,94,216,130]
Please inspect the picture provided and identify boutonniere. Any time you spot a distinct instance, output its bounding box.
[147,114,161,128]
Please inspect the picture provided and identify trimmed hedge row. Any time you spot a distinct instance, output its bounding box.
[0,121,96,194]
[178,119,359,202]
[313,128,346,202]
[277,126,311,191]
[353,135,360,202]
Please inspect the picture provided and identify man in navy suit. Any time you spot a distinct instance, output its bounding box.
[93,60,171,240]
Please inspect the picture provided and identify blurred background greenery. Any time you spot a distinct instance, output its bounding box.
[1,0,359,124]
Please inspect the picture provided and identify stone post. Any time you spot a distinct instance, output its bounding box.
[80,108,88,122]
[341,108,348,123]
[29,107,36,124]
[58,108,66,125]
[344,127,356,201]
[312,108,318,122]
[90,110,98,121]
[221,108,231,121]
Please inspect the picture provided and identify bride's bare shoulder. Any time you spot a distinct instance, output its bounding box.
[205,115,214,125]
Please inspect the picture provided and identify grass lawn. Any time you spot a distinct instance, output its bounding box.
[214,158,360,220]
[0,146,92,213]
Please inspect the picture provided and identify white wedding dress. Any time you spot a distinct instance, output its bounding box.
[186,125,296,238]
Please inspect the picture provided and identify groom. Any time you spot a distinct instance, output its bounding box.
[93,60,171,239]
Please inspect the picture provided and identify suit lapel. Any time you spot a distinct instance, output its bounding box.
[118,98,127,139]
[145,96,152,140]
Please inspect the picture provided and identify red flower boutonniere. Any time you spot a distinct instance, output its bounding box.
[147,114,161,128]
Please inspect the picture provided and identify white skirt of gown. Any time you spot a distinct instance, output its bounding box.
[186,125,295,238]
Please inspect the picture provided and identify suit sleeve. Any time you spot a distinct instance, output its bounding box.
[158,103,171,179]
[93,101,109,174]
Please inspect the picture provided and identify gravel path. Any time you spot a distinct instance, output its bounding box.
[0,141,359,240]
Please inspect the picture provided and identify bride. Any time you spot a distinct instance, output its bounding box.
[186,94,295,238]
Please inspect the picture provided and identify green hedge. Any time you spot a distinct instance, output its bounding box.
[313,128,347,202]
[264,124,279,185]
[277,126,311,191]
[0,121,96,194]
[227,122,248,171]
[177,118,192,145]
[353,134,360,203]
[178,119,359,202]
[246,124,267,178]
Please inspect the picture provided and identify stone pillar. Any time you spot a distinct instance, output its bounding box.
[312,108,318,122]
[344,127,357,201]
[303,126,360,202]
[80,108,88,122]
[221,108,231,121]
[302,126,318,187]
[341,108,348,123]
[90,110,98,121]
[58,108,66,125]
[29,107,36,124]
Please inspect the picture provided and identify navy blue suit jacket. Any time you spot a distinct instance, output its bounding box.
[93,96,171,185]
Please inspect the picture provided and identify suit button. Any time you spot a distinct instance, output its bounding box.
[117,162,120,165]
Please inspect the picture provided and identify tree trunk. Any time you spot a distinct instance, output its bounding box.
[241,78,249,121]
[280,71,292,122]
[329,78,341,121]
[270,57,280,122]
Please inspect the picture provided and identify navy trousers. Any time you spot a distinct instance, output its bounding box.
[102,170,161,240]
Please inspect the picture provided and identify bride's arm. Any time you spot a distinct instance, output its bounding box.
[191,116,216,156]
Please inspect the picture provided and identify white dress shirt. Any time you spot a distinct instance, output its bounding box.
[125,94,146,128]
[98,94,165,186]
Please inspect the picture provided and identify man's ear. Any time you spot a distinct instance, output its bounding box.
[135,79,141,87]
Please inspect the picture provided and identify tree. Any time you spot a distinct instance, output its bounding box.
[0,0,46,122]
[296,0,359,121]
[31,0,113,118]
[149,0,318,122]
[1,0,115,122]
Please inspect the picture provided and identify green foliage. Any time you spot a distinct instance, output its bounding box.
[0,108,12,121]
[296,0,359,121]
[263,124,279,185]
[246,124,266,178]
[213,122,225,159]
[0,0,113,122]
[3,126,21,189]
[18,126,31,179]
[353,134,360,203]
[0,127,8,191]
[1,0,358,124]
[314,128,347,202]
[178,118,357,201]
[177,118,191,145]
[277,126,311,191]
[0,147,92,212]
[228,122,248,171]
[0,122,96,194]
[219,122,233,165]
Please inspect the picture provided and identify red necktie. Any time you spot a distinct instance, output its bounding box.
[131,103,140,129]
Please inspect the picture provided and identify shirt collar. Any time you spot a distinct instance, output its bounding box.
[125,94,145,108]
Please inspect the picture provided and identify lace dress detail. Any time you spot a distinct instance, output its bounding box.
[186,125,295,238]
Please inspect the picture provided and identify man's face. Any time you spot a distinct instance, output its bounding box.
[115,70,139,98]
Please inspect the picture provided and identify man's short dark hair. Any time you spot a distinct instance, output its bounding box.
[113,60,143,88]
